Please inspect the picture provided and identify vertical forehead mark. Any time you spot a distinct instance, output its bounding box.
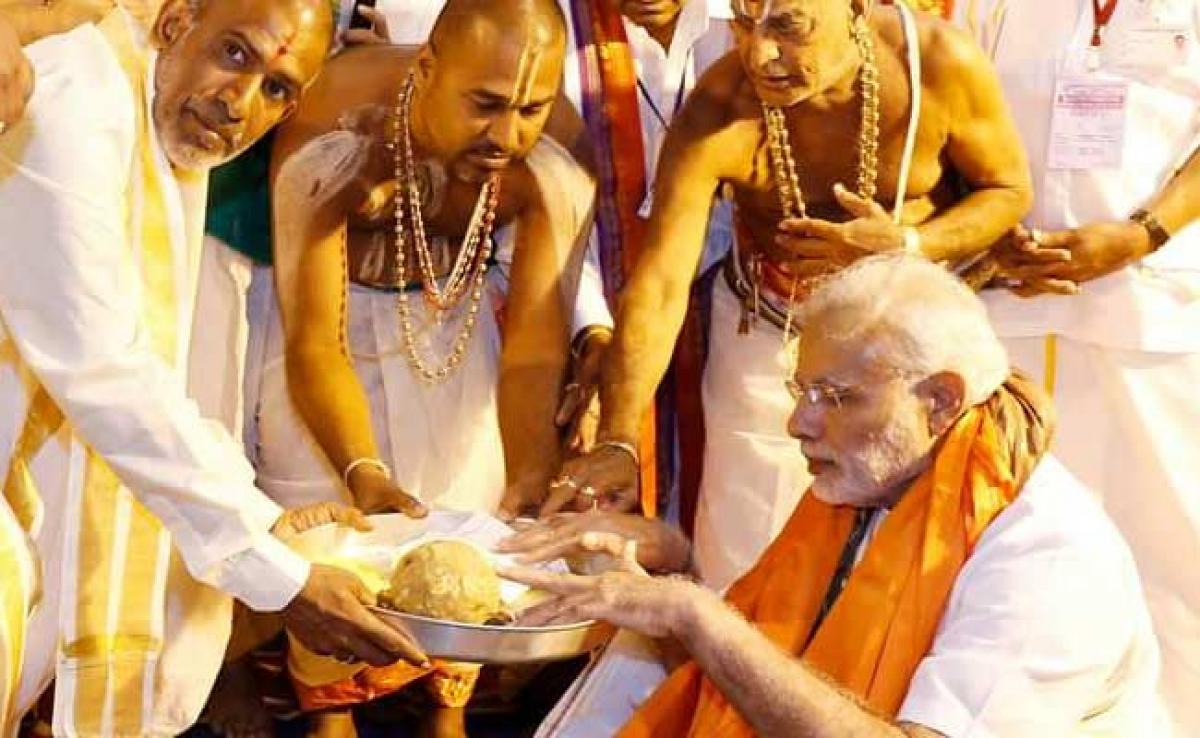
[509,42,544,108]
[734,0,775,27]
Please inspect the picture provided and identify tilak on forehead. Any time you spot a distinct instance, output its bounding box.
[510,40,546,107]
[272,3,325,58]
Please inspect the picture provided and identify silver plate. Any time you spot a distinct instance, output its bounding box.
[369,606,614,665]
[290,511,615,664]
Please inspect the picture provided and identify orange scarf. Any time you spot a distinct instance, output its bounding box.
[620,375,1053,736]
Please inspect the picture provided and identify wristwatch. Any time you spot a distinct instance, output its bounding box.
[1129,209,1171,252]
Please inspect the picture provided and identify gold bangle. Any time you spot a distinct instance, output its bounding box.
[596,440,639,466]
[343,457,390,487]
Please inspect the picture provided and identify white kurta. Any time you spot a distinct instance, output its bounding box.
[0,17,308,735]
[559,0,736,336]
[252,137,594,513]
[542,456,1167,736]
[956,1,1200,733]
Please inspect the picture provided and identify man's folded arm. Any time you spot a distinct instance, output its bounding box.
[0,107,308,612]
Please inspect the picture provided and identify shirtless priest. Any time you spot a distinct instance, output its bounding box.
[552,0,1033,590]
[264,0,593,734]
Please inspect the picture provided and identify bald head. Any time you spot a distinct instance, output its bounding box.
[411,0,567,184]
[151,0,333,169]
[428,0,566,57]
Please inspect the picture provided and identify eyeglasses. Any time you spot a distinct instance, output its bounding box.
[786,373,913,409]
[785,378,856,408]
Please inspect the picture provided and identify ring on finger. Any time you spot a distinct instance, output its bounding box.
[579,485,596,499]
[551,475,579,490]
[564,382,581,393]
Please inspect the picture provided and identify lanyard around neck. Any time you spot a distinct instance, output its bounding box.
[635,47,695,130]
[1091,0,1120,47]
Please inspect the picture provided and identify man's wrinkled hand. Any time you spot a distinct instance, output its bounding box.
[555,327,611,455]
[271,501,372,541]
[994,222,1151,296]
[0,16,33,132]
[499,541,706,639]
[494,509,691,574]
[282,563,429,668]
[539,445,639,517]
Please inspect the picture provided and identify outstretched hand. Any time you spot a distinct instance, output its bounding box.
[499,540,707,640]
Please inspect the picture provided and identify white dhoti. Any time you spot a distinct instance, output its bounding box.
[253,276,508,512]
[694,278,811,591]
[534,630,667,738]
[253,135,593,513]
[1004,334,1200,735]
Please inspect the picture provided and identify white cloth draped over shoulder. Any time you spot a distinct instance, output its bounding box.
[251,136,594,513]
[0,11,308,735]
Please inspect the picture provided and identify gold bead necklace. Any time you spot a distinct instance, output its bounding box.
[758,14,881,343]
[393,73,501,383]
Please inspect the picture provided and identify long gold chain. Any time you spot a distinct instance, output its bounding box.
[758,12,883,345]
[393,73,501,383]
[760,13,881,345]
[762,13,880,220]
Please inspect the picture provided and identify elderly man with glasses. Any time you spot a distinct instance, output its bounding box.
[501,254,1167,737]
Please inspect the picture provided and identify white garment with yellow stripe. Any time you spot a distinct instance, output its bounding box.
[249,136,594,513]
[0,10,309,736]
[957,1,1200,735]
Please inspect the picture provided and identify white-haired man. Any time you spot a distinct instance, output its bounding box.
[501,254,1165,736]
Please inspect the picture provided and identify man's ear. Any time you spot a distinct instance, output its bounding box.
[916,371,966,436]
[151,0,199,50]
[414,43,437,87]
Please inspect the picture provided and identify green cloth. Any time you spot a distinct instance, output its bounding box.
[205,131,275,265]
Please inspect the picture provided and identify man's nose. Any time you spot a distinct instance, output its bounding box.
[748,31,782,72]
[486,110,522,154]
[787,396,824,441]
[215,76,258,123]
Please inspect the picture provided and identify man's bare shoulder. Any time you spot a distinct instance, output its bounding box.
[671,52,758,157]
[890,8,993,93]
[279,46,415,143]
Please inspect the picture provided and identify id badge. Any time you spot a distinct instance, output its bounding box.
[1046,75,1130,170]
[1106,26,1193,71]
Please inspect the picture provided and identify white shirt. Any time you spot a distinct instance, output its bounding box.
[560,0,736,333]
[0,23,309,612]
[957,0,1200,353]
[895,456,1166,736]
